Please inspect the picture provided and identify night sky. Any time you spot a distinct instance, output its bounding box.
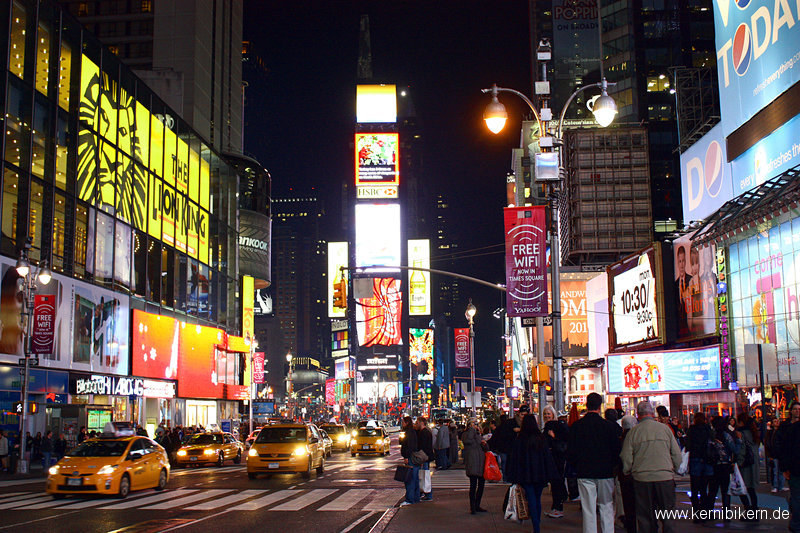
[243,1,533,387]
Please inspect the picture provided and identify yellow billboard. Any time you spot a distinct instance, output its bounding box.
[408,239,431,316]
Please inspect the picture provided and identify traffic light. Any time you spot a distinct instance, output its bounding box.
[333,276,347,309]
[537,363,550,383]
[503,360,513,381]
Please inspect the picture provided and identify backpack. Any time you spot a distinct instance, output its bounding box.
[707,438,731,465]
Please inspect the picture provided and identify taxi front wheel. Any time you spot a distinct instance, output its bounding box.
[117,474,131,499]
[156,469,168,491]
[302,459,312,479]
[216,453,224,467]
[233,451,242,464]
[316,457,325,474]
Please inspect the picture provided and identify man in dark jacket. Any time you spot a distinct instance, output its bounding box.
[492,413,517,481]
[779,401,800,532]
[416,417,435,501]
[400,416,420,505]
[567,392,621,533]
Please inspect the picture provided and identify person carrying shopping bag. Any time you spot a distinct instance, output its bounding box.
[462,417,487,514]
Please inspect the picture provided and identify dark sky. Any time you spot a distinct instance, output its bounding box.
[243,1,533,386]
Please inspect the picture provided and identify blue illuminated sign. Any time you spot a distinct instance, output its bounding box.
[713,0,800,136]
[730,111,800,195]
[606,346,722,394]
[680,123,735,222]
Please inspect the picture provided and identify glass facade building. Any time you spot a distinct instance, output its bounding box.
[0,0,245,443]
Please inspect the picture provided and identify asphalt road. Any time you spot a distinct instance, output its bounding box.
[0,436,410,533]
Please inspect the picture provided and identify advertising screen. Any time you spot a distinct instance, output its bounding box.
[728,221,800,385]
[356,85,397,123]
[356,278,403,346]
[606,346,722,394]
[328,242,349,318]
[355,133,399,186]
[673,234,718,341]
[334,357,354,380]
[680,123,735,223]
[355,203,401,270]
[409,328,434,381]
[731,112,800,196]
[608,244,667,349]
[713,0,800,136]
[178,323,226,398]
[239,210,271,281]
[408,240,431,316]
[356,381,400,402]
[131,311,180,380]
[535,277,591,358]
[587,273,609,359]
[504,206,548,317]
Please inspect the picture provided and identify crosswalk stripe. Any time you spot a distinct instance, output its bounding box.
[183,489,263,511]
[0,495,53,509]
[363,488,404,510]
[269,488,337,511]
[228,489,298,511]
[0,492,33,503]
[99,489,199,509]
[0,493,49,507]
[318,489,373,511]
[148,489,234,510]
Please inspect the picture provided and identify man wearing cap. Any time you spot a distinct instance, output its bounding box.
[567,393,621,533]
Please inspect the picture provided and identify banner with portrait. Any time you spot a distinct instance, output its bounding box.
[673,233,717,341]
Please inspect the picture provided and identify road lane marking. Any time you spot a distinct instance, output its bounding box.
[0,495,52,509]
[318,489,374,511]
[269,488,337,511]
[183,489,263,510]
[99,489,199,509]
[228,489,299,511]
[363,489,404,511]
[148,489,234,510]
[339,511,378,533]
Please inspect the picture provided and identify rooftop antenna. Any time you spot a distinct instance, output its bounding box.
[357,14,373,80]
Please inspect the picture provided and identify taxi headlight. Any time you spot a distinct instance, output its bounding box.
[293,446,309,456]
[351,430,357,437]
[97,464,119,475]
[48,465,59,476]
[385,438,391,445]
[337,434,348,442]
[248,448,258,457]
[204,448,216,455]
[177,450,187,457]
[399,431,405,440]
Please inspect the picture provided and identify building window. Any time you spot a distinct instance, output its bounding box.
[140,0,153,13]
[646,75,670,92]
[74,203,89,279]
[58,40,72,111]
[2,170,20,250]
[77,2,88,16]
[9,1,28,80]
[35,21,51,96]
[53,193,67,272]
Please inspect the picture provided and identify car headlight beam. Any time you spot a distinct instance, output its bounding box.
[48,465,59,476]
[248,448,258,457]
[293,446,309,456]
[177,450,187,456]
[97,464,119,475]
[204,448,216,455]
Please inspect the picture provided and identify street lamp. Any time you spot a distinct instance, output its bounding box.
[481,78,617,414]
[245,334,258,437]
[15,239,51,474]
[286,353,293,420]
[465,299,477,415]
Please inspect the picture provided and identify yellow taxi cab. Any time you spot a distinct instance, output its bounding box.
[46,425,170,499]
[319,424,349,451]
[350,426,390,456]
[246,423,324,479]
[176,432,243,467]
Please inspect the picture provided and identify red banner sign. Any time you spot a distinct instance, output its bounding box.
[325,379,336,406]
[32,295,56,355]
[504,206,547,317]
[454,328,470,368]
[253,352,265,384]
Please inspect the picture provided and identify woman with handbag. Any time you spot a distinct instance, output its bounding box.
[462,417,487,514]
[542,405,569,519]
[507,414,557,533]
[400,416,421,506]
[707,415,740,519]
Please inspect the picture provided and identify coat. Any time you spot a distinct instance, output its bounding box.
[686,423,713,477]
[737,428,759,488]
[461,426,485,477]
[620,417,682,482]
[567,412,621,479]
[506,434,557,485]
[400,426,419,460]
[435,425,450,449]
[417,427,434,462]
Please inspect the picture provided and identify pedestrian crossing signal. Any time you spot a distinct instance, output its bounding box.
[503,360,513,381]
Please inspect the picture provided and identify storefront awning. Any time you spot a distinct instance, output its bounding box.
[693,164,800,246]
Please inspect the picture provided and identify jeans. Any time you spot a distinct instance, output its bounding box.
[468,475,485,511]
[498,452,508,481]
[549,474,567,511]
[436,448,450,469]
[405,464,420,503]
[689,474,712,513]
[708,464,732,511]
[41,452,52,470]
[577,478,615,533]
[790,475,800,533]
[521,483,545,533]
[772,460,785,491]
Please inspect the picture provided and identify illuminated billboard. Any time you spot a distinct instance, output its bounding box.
[408,239,431,315]
[586,273,609,359]
[356,381,400,402]
[355,203,401,270]
[328,242,349,318]
[680,123,734,223]
[606,346,722,394]
[535,277,591,358]
[356,278,403,346]
[672,234,717,341]
[356,85,397,123]
[79,56,210,265]
[409,328,434,381]
[355,133,399,186]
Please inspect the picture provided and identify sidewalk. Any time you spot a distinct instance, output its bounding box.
[380,471,792,533]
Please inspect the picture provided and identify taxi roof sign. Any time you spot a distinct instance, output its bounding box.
[103,421,136,437]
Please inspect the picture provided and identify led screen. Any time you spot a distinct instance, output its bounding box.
[606,346,722,394]
[673,234,717,341]
[408,239,431,316]
[409,328,434,381]
[356,85,397,123]
[355,133,399,186]
[355,204,401,270]
[356,278,403,346]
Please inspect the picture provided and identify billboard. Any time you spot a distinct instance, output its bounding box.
[586,273,609,359]
[355,133,399,186]
[0,257,130,375]
[79,56,210,265]
[356,84,397,123]
[328,242,348,318]
[254,287,272,316]
[504,206,548,317]
[534,277,591,358]
[408,239,431,316]
[325,379,336,406]
[673,234,718,341]
[355,278,403,346]
[355,203,401,270]
[606,346,722,394]
[608,244,668,349]
[334,356,354,380]
[238,210,271,282]
[131,311,180,380]
[356,381,400,402]
[454,328,470,368]
[731,111,800,196]
[242,276,254,342]
[409,328,434,381]
[728,221,800,385]
[680,123,735,223]
[713,0,800,136]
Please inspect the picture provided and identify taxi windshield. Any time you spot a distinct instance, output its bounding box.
[256,428,306,443]
[357,428,381,437]
[67,440,129,457]
[320,425,344,435]
[187,434,223,445]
